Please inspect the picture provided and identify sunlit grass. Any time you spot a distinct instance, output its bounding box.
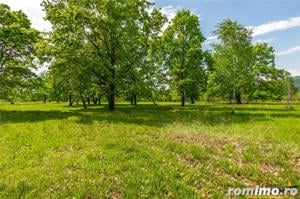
[0,102,299,197]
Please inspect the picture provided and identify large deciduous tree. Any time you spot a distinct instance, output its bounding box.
[208,20,253,113]
[251,43,286,101]
[120,9,166,106]
[208,20,294,109]
[42,0,164,111]
[0,4,40,102]
[162,10,206,106]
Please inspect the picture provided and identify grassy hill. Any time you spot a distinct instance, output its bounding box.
[294,76,300,90]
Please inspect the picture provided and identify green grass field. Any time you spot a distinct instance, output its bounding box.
[0,102,299,198]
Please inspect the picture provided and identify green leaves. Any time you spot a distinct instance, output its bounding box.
[208,20,295,103]
[209,20,253,103]
[2,2,295,106]
[42,0,167,109]
[162,10,206,105]
[0,3,40,102]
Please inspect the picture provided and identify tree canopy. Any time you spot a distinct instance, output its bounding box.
[0,3,40,103]
[0,3,297,110]
[162,10,206,106]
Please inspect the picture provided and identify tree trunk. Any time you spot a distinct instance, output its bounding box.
[152,93,157,105]
[81,96,87,109]
[98,98,101,105]
[43,96,47,103]
[286,75,292,110]
[133,94,137,106]
[69,95,73,106]
[191,95,195,104]
[236,92,242,104]
[181,92,185,107]
[108,47,116,111]
[87,97,90,105]
[108,84,115,111]
[93,98,98,105]
[152,98,157,106]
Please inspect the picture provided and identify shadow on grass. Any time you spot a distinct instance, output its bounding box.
[0,110,78,123]
[1,103,299,127]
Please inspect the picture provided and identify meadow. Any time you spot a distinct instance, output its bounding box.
[0,102,299,198]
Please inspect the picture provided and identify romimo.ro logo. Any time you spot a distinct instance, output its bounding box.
[227,186,298,198]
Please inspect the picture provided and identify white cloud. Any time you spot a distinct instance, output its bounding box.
[205,36,276,45]
[157,6,179,32]
[1,0,51,31]
[277,45,300,56]
[206,36,217,40]
[251,16,300,37]
[160,5,202,24]
[206,16,300,41]
[253,38,275,44]
[204,35,217,44]
[206,16,300,44]
[286,68,300,76]
[160,5,178,21]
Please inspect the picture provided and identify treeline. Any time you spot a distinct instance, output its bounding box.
[0,1,297,110]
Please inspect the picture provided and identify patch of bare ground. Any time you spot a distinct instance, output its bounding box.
[165,131,300,188]
[167,131,248,154]
[175,151,258,186]
[175,153,200,169]
[107,188,121,199]
[293,155,300,173]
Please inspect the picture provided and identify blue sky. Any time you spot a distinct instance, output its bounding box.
[2,0,300,76]
[154,0,300,76]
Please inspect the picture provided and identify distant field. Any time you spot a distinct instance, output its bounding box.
[0,102,299,198]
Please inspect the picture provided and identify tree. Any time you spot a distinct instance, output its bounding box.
[42,0,164,111]
[251,43,286,101]
[208,20,253,113]
[208,21,294,109]
[117,9,166,106]
[0,3,40,102]
[162,10,206,106]
[49,53,94,109]
[34,72,52,103]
